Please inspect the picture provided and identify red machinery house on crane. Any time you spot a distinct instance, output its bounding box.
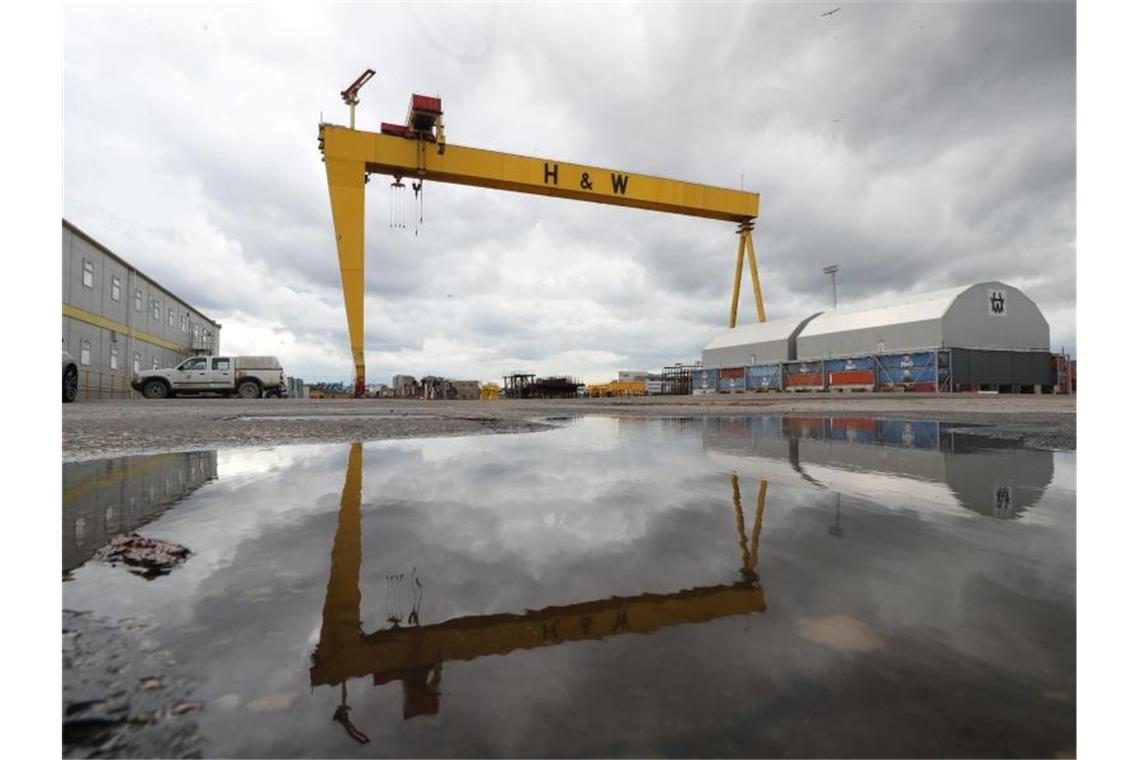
[380,94,445,148]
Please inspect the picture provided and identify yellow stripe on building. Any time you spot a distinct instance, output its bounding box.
[62,452,186,503]
[62,304,188,354]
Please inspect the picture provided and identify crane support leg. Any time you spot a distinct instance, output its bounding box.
[728,232,747,328]
[731,473,768,582]
[749,479,768,575]
[325,158,367,397]
[316,443,364,661]
[728,223,766,328]
[744,227,766,323]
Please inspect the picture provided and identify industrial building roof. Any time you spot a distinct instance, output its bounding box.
[704,315,819,351]
[702,313,822,368]
[796,281,1049,358]
[797,285,970,340]
[701,282,1050,368]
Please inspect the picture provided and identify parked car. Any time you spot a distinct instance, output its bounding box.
[131,355,285,399]
[62,350,78,403]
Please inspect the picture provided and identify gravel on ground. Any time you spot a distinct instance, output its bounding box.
[63,610,201,759]
[63,394,1076,461]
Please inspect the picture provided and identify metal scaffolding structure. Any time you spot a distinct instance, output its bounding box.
[662,362,700,395]
[501,373,581,399]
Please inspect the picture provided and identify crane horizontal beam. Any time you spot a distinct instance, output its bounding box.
[311,582,765,686]
[319,124,759,223]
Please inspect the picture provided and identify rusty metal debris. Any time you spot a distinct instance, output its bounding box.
[93,533,191,579]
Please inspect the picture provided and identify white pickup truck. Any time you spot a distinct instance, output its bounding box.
[132,355,286,399]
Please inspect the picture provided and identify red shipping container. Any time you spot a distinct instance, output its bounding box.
[786,373,824,387]
[784,416,826,438]
[832,417,876,433]
[828,370,875,386]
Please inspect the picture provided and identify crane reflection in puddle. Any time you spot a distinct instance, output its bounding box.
[309,443,770,741]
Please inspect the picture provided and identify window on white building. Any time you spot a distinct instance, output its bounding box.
[80,340,91,366]
[168,308,174,327]
[110,344,119,370]
[111,275,121,302]
[133,352,141,373]
[82,260,94,288]
[150,297,160,320]
[181,313,188,332]
[135,289,143,312]
[152,356,159,370]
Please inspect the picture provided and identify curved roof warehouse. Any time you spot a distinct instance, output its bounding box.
[703,281,1050,369]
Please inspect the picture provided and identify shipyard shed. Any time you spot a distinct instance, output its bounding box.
[694,281,1060,393]
[796,282,1050,359]
[702,313,822,369]
[700,416,1054,519]
[796,281,1053,390]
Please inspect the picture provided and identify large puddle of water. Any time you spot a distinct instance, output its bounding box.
[62,416,1075,757]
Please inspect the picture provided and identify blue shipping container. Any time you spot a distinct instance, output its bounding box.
[876,351,938,386]
[746,364,782,391]
[877,419,941,449]
[747,415,785,441]
[824,356,876,374]
[718,368,747,393]
[691,369,719,393]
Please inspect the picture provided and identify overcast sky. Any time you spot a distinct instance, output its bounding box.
[62,1,1076,384]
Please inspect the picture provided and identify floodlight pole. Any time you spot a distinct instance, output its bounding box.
[823,265,838,308]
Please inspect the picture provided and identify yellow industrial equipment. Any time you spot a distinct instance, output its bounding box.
[587,379,648,398]
[321,74,765,396]
[310,443,770,726]
[479,382,501,400]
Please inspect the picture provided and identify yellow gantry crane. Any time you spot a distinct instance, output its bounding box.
[321,73,765,396]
